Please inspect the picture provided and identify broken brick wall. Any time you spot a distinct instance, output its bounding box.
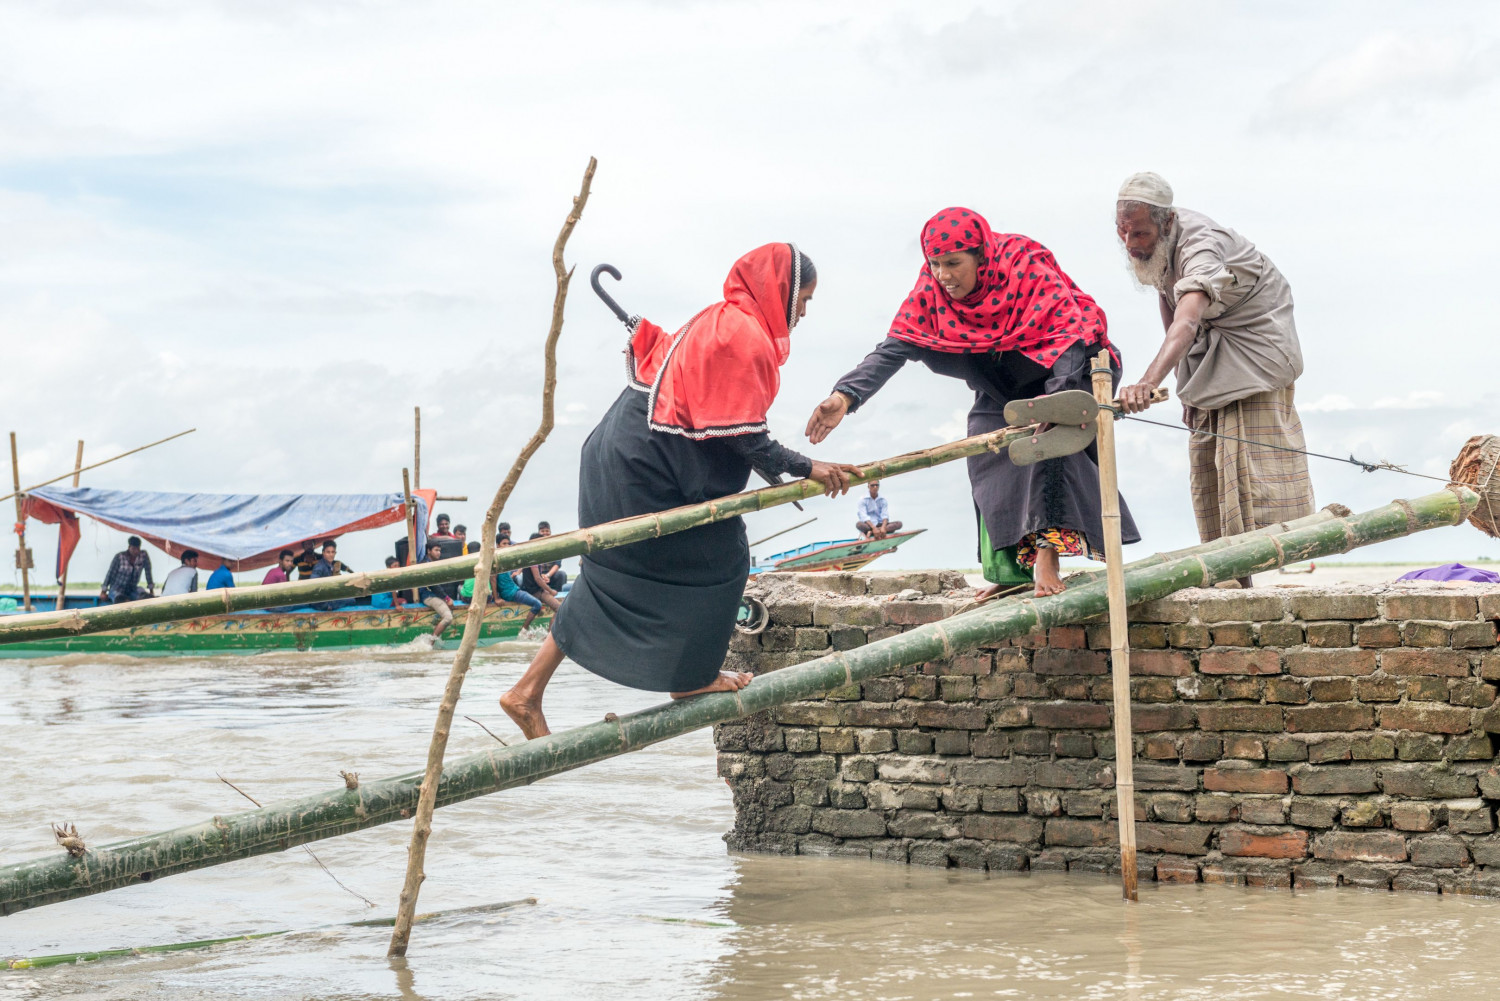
[717,572,1500,893]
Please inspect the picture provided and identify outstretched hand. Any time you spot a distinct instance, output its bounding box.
[806,461,862,497]
[805,393,850,444]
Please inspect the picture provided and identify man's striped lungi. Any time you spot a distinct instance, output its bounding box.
[1186,385,1315,542]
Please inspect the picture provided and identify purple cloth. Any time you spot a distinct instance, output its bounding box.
[1397,563,1500,583]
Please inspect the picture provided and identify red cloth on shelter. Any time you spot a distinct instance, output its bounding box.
[888,207,1113,366]
[629,242,803,438]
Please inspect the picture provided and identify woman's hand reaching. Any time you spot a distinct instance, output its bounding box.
[806,461,863,497]
[805,392,851,444]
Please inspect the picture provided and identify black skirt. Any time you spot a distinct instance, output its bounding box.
[550,388,751,692]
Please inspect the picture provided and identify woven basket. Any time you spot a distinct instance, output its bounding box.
[1450,434,1500,538]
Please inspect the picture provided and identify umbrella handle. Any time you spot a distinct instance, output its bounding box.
[590,264,632,327]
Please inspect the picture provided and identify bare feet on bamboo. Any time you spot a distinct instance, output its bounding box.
[1033,549,1066,598]
[500,689,551,739]
[671,671,754,699]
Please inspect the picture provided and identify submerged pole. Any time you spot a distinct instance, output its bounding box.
[1091,351,1137,901]
[0,422,1063,646]
[0,487,1475,915]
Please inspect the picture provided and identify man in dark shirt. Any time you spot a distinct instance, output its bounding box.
[293,540,322,580]
[309,540,356,611]
[100,536,154,603]
[519,531,567,600]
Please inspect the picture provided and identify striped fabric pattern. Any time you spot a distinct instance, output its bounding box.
[1187,385,1315,541]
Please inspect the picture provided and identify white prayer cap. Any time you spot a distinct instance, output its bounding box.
[1117,172,1173,208]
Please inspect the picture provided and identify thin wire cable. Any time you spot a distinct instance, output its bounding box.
[1117,413,1458,485]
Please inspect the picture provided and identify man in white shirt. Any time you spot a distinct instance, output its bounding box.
[161,550,201,596]
[855,481,902,540]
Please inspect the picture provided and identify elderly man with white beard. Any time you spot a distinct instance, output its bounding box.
[1113,172,1314,583]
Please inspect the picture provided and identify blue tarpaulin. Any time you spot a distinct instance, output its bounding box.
[23,486,433,572]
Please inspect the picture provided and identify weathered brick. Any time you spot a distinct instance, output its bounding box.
[1128,623,1169,648]
[1445,732,1494,760]
[853,729,894,754]
[1382,648,1472,678]
[783,728,820,753]
[1047,625,1087,649]
[1305,622,1354,647]
[1482,594,1500,620]
[1032,648,1109,676]
[895,730,934,755]
[1210,623,1256,648]
[773,702,841,726]
[876,756,951,784]
[884,601,950,626]
[829,624,867,650]
[1444,798,1494,834]
[929,731,967,756]
[1403,621,1452,648]
[993,649,1029,674]
[1220,677,1263,701]
[795,627,830,650]
[1177,676,1221,701]
[1142,735,1178,760]
[1156,858,1202,883]
[1379,765,1478,798]
[811,809,889,839]
[1357,676,1402,702]
[1378,704,1473,734]
[1223,735,1266,760]
[1203,766,1287,794]
[1148,793,1194,823]
[1195,794,1237,822]
[1258,622,1305,647]
[770,599,814,625]
[904,675,938,700]
[812,601,884,627]
[1267,735,1309,761]
[990,705,1031,729]
[1285,703,1374,733]
[1391,801,1439,832]
[1307,737,1351,763]
[1031,702,1111,730]
[970,731,1010,757]
[961,813,1043,843]
[980,788,1022,812]
[1197,593,1285,622]
[1048,677,1090,700]
[1238,797,1286,824]
[887,810,959,840]
[1288,796,1340,828]
[1200,648,1281,676]
[1014,729,1050,754]
[1408,834,1470,868]
[1385,594,1478,621]
[1357,622,1402,648]
[1180,733,1223,762]
[1286,649,1377,677]
[1131,677,1178,703]
[840,757,877,782]
[1136,765,1199,791]
[1291,593,1379,620]
[1220,827,1309,859]
[1168,623,1212,649]
[825,781,862,808]
[1132,650,1194,676]
[862,677,904,702]
[1198,705,1285,732]
[938,676,976,702]
[1264,677,1311,704]
[841,703,914,728]
[940,785,982,812]
[1052,733,1095,757]
[1137,822,1213,856]
[1314,831,1408,863]
[1063,790,1109,817]
[826,682,862,701]
[1340,799,1384,827]
[1406,677,1448,702]
[1350,734,1397,760]
[1472,838,1500,867]
[973,674,1011,700]
[1130,596,1194,623]
[1034,760,1113,789]
[1454,621,1499,649]
[1289,764,1379,795]
[948,653,995,676]
[1451,679,1498,708]
[1026,789,1063,816]
[1131,704,1196,731]
[953,760,1031,787]
[818,729,856,754]
[766,804,813,833]
[1045,818,1117,847]
[1307,677,1355,702]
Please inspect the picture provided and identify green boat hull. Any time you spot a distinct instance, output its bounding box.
[0,602,548,658]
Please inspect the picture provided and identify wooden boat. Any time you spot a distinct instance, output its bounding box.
[0,599,548,658]
[750,529,925,574]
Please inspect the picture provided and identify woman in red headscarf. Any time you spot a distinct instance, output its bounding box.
[807,208,1139,598]
[501,243,860,740]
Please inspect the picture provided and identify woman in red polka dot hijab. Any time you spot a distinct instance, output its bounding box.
[806,207,1139,599]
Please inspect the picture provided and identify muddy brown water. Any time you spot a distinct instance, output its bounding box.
[4,645,1500,1000]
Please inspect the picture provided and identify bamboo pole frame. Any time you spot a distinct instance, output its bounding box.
[0,487,1475,915]
[0,428,195,505]
[413,407,421,492]
[0,422,1059,646]
[402,467,419,605]
[1091,351,1137,900]
[9,433,31,612]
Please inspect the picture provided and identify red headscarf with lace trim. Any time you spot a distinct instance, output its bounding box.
[887,207,1112,366]
[628,242,805,438]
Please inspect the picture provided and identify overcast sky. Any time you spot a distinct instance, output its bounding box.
[3,0,1498,589]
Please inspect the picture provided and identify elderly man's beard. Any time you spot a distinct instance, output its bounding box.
[1125,223,1176,291]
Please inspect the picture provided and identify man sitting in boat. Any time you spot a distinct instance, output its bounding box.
[308,540,356,611]
[459,536,553,629]
[261,550,295,585]
[100,536,154,603]
[855,480,903,540]
[293,540,322,579]
[417,542,455,638]
[519,531,566,602]
[161,550,200,596]
[205,560,235,590]
[430,514,456,541]
[370,556,407,609]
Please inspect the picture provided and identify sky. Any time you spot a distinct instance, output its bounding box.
[2,0,1498,590]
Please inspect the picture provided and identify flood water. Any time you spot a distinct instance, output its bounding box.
[5,645,1500,1000]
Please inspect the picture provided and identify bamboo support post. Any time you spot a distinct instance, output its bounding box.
[403,468,418,605]
[9,433,31,612]
[53,440,84,613]
[0,487,1476,915]
[0,428,195,505]
[413,407,421,491]
[1090,351,1137,901]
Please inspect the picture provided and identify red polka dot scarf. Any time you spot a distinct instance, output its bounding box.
[888,207,1112,366]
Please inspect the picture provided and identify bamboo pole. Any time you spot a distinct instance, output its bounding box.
[389,154,596,957]
[0,421,1057,646]
[10,433,31,612]
[1091,351,1137,900]
[53,440,84,613]
[0,428,195,505]
[403,468,419,605]
[413,407,421,492]
[0,487,1474,915]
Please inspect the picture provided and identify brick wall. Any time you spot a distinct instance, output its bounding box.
[717,572,1500,893]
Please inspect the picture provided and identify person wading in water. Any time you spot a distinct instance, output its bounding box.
[501,243,859,739]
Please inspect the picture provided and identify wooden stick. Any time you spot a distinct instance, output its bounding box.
[1091,351,1137,901]
[0,428,195,505]
[749,516,818,548]
[434,495,467,502]
[53,441,84,612]
[413,407,421,491]
[402,468,418,605]
[0,488,1476,914]
[9,433,30,612]
[387,154,597,958]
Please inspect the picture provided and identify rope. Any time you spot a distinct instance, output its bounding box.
[1117,413,1458,485]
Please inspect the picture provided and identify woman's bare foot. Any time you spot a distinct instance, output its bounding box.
[671,670,754,699]
[500,689,551,739]
[974,583,1006,601]
[1033,548,1066,597]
